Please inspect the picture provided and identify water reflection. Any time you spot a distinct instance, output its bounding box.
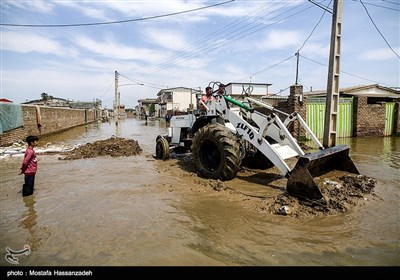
[20,196,41,251]
[383,136,400,169]
[338,136,400,178]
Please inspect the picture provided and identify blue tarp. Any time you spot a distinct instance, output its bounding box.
[0,102,24,134]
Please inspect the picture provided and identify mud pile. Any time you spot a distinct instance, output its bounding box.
[264,173,377,218]
[59,137,142,160]
[162,153,378,219]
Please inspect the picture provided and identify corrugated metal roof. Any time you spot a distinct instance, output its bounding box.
[343,92,400,98]
[304,84,400,98]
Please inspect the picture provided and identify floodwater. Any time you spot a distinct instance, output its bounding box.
[0,117,399,266]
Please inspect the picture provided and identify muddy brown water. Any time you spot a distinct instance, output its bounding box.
[1,117,399,266]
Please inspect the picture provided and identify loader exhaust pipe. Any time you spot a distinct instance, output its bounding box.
[287,145,360,201]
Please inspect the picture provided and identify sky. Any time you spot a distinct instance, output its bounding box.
[1,0,399,109]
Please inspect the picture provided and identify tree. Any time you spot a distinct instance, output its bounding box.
[41,93,54,100]
[41,93,49,100]
[149,104,155,116]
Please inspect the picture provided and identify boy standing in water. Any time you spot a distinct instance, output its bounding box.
[18,135,39,196]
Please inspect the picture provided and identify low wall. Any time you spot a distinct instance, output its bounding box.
[0,105,98,146]
[354,97,400,137]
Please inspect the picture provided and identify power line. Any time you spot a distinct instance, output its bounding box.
[130,1,321,85]
[298,0,332,53]
[0,0,235,27]
[359,0,400,59]
[249,55,295,78]
[300,54,397,87]
[352,0,400,11]
[308,0,333,13]
[129,1,278,75]
[99,79,115,99]
[134,1,313,77]
[131,0,297,76]
[118,73,167,89]
[381,0,400,5]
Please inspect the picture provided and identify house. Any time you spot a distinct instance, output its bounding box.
[304,84,400,137]
[23,96,70,107]
[224,82,272,100]
[155,87,202,118]
[137,98,158,118]
[23,96,102,110]
[0,98,13,103]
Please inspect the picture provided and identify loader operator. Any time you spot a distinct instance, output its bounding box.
[214,83,226,99]
[213,83,229,108]
[200,86,214,110]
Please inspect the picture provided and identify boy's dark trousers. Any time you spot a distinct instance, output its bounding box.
[22,175,35,196]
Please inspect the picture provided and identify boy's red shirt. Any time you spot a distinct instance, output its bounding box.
[20,147,38,175]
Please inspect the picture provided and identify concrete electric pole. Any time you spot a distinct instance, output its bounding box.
[114,70,119,125]
[323,0,343,148]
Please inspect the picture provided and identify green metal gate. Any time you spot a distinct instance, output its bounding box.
[306,98,325,139]
[338,98,353,138]
[306,97,353,139]
[385,102,395,136]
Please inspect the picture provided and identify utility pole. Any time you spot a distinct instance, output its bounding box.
[114,70,119,125]
[323,0,342,148]
[295,52,300,85]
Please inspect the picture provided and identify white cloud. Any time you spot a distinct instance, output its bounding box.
[300,43,330,58]
[73,35,161,62]
[259,30,303,50]
[358,47,400,61]
[143,28,188,50]
[56,1,110,21]
[56,1,211,23]
[3,0,55,14]
[0,31,76,56]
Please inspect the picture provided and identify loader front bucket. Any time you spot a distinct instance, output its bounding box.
[287,144,359,201]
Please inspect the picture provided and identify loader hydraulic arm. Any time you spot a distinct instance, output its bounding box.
[223,95,253,112]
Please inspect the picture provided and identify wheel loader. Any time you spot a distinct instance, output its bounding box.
[155,83,359,202]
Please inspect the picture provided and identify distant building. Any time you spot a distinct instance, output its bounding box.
[155,87,201,118]
[224,82,272,99]
[137,98,158,118]
[23,97,102,110]
[23,96,70,107]
[0,98,12,103]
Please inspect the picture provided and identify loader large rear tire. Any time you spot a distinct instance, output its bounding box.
[191,123,241,180]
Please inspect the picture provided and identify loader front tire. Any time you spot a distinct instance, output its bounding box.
[242,150,274,170]
[155,136,170,160]
[192,123,241,180]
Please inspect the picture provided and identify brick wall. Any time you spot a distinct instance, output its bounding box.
[354,96,386,136]
[0,105,97,146]
[396,102,400,135]
[276,85,306,139]
[252,85,306,139]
